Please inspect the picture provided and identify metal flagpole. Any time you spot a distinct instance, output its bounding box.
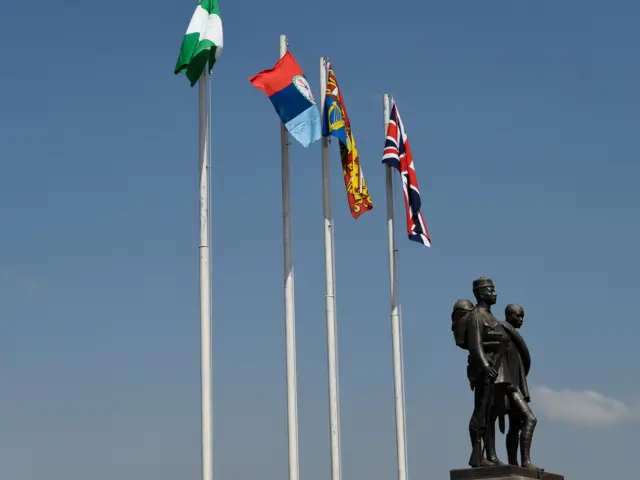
[198,68,214,480]
[280,34,301,480]
[399,304,408,478]
[320,56,343,480]
[330,214,341,454]
[383,93,409,480]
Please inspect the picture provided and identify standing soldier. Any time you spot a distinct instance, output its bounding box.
[463,277,508,467]
[499,304,537,469]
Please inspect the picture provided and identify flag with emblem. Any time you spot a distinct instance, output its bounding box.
[322,63,373,218]
[382,98,431,247]
[174,0,223,86]
[250,51,321,148]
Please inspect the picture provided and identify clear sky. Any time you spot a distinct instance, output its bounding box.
[1,1,638,479]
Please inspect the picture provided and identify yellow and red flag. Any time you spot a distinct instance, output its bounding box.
[322,63,373,218]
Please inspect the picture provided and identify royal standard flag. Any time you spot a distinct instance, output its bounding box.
[174,0,223,86]
[322,63,373,218]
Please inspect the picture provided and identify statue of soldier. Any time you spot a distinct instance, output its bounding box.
[497,304,537,469]
[452,277,508,468]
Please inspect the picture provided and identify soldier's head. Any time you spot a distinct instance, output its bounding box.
[472,277,497,306]
[505,304,525,328]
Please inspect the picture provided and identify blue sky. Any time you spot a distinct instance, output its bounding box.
[0,1,638,479]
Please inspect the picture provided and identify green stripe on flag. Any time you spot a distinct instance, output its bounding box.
[174,0,223,86]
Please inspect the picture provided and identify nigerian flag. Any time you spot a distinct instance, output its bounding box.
[174,0,223,87]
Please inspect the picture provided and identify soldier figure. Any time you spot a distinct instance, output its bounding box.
[498,304,537,469]
[463,278,508,467]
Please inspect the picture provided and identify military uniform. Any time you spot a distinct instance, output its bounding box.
[500,321,531,402]
[500,320,537,469]
[465,304,508,466]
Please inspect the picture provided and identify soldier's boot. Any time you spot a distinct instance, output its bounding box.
[468,429,483,468]
[485,442,504,466]
[506,431,519,466]
[485,422,505,466]
[469,429,501,467]
[520,414,538,470]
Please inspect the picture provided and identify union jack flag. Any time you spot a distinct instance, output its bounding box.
[382,98,431,247]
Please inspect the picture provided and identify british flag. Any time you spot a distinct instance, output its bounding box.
[382,98,431,247]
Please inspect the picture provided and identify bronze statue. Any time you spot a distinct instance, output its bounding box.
[449,282,561,479]
[497,304,537,469]
[451,278,538,470]
[452,277,505,467]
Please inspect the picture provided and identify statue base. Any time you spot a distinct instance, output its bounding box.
[450,466,564,480]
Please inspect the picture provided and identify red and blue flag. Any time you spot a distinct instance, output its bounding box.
[382,98,431,247]
[249,52,321,148]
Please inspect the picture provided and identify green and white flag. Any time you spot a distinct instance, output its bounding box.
[174,0,223,86]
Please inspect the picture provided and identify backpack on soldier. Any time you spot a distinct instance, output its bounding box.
[451,299,474,350]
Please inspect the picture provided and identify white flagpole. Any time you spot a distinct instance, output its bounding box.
[383,93,408,480]
[280,34,301,480]
[198,68,214,480]
[319,56,343,480]
[330,215,341,452]
[399,304,408,477]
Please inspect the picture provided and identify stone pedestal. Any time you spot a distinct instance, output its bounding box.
[450,466,564,480]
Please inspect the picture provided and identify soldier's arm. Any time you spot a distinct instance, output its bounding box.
[514,330,531,375]
[466,312,491,370]
[502,323,531,375]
